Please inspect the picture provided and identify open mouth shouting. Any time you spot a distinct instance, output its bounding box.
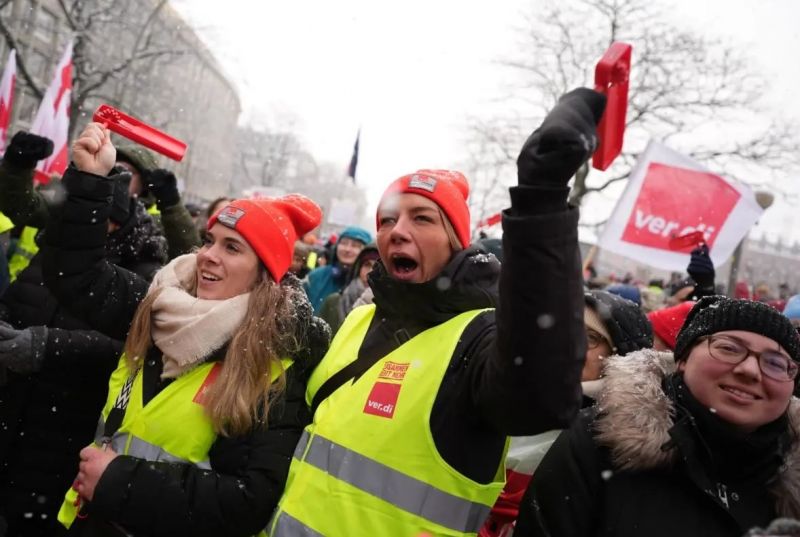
[387,253,420,281]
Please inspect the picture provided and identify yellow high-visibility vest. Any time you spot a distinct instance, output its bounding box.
[8,226,38,281]
[269,305,506,537]
[59,353,291,536]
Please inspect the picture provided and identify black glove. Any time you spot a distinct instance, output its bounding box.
[687,244,715,292]
[0,321,47,374]
[145,169,180,208]
[2,131,54,169]
[517,88,607,188]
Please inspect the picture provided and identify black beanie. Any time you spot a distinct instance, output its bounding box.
[585,290,653,356]
[674,296,800,363]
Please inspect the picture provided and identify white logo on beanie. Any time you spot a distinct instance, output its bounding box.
[408,175,437,193]
[217,207,245,228]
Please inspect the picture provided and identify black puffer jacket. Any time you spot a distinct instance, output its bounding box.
[515,350,800,537]
[0,198,167,537]
[40,168,330,537]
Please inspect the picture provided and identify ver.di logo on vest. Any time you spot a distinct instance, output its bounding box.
[364,361,410,418]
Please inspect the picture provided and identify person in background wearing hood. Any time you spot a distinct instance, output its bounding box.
[41,123,330,537]
[515,296,800,537]
[303,225,372,313]
[480,290,652,537]
[318,243,380,334]
[114,144,201,259]
[266,88,604,536]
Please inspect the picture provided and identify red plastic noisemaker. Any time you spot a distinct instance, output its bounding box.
[93,104,187,161]
[668,230,706,251]
[592,42,632,171]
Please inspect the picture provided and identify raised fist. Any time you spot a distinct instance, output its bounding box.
[72,122,116,176]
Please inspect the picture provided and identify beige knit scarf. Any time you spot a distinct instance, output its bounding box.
[148,254,250,378]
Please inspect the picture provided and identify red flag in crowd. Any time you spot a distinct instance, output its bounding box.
[30,40,72,183]
[0,49,16,153]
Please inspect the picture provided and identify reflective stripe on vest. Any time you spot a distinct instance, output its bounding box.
[270,305,505,537]
[59,355,291,531]
[8,226,39,281]
[92,416,213,470]
[279,431,493,534]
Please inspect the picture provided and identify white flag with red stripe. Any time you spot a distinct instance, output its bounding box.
[30,41,72,182]
[0,49,16,153]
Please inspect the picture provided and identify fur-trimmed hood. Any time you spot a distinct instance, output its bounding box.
[594,348,800,518]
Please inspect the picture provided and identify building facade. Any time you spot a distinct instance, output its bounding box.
[0,0,241,201]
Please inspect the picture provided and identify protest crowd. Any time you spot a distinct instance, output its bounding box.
[1,20,800,537]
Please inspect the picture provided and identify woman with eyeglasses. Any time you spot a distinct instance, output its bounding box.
[481,290,652,537]
[515,296,800,537]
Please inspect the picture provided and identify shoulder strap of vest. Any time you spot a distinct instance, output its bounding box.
[102,369,137,443]
[310,317,387,416]
[310,309,495,416]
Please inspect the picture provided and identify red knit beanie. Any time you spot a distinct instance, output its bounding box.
[647,301,695,350]
[377,169,471,247]
[207,195,322,281]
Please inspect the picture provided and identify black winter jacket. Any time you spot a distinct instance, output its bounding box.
[515,350,800,537]
[0,199,167,537]
[40,168,330,537]
[310,183,587,484]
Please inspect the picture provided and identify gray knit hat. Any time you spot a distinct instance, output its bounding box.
[674,296,800,363]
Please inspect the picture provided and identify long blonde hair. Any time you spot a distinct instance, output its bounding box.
[124,268,304,437]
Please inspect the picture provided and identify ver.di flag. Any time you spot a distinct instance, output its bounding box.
[597,140,763,271]
[0,49,16,153]
[30,40,72,183]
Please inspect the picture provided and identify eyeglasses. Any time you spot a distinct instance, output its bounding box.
[586,329,610,350]
[703,335,798,382]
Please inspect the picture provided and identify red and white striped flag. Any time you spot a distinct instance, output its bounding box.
[0,49,16,153]
[30,41,72,183]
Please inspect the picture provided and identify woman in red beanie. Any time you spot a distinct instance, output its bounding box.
[269,88,607,536]
[42,123,330,537]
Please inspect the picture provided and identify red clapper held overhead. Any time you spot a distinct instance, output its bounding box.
[668,230,706,252]
[93,104,187,161]
[592,42,632,171]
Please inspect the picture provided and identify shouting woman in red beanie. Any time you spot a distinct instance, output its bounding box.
[268,88,607,536]
[41,123,330,537]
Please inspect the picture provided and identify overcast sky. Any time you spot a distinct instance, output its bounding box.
[171,0,800,243]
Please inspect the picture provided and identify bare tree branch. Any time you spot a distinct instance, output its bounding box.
[0,18,43,98]
[465,0,800,219]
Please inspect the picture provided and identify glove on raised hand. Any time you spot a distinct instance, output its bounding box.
[0,321,47,374]
[517,88,607,188]
[145,169,180,208]
[687,244,715,290]
[3,131,54,169]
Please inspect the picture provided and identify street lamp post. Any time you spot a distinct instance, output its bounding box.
[727,190,775,296]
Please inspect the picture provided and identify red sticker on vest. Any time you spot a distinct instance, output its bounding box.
[364,381,401,418]
[378,361,410,381]
[193,363,222,405]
